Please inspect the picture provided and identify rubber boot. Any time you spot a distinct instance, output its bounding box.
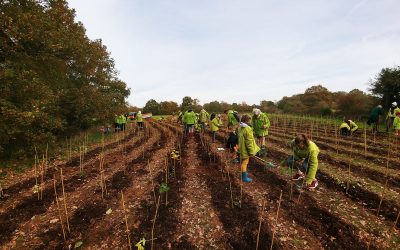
[241,172,252,182]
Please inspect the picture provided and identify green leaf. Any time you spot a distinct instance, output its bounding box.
[159,183,170,193]
[106,208,112,215]
[74,241,83,249]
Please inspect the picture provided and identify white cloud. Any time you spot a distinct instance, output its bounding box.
[68,0,400,106]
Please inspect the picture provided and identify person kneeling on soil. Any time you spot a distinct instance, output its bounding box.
[285,134,319,190]
[339,120,358,136]
[238,114,260,183]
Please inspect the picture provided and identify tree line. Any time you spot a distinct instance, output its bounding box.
[142,66,400,121]
[1,0,130,158]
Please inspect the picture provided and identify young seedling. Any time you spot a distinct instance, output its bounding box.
[60,168,70,232]
[151,195,161,250]
[148,160,157,204]
[270,190,283,250]
[256,199,266,250]
[53,174,66,240]
[121,191,132,250]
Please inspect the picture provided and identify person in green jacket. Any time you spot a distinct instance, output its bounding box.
[285,134,319,190]
[367,105,383,133]
[210,113,222,142]
[114,114,119,132]
[136,111,144,129]
[386,102,400,132]
[183,109,197,137]
[224,110,240,130]
[120,114,127,131]
[238,114,260,183]
[199,108,210,132]
[339,119,358,136]
[393,111,400,136]
[252,108,270,151]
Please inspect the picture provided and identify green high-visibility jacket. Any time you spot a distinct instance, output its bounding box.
[227,110,238,127]
[116,115,123,125]
[252,113,270,136]
[136,113,143,122]
[115,116,119,124]
[121,115,127,124]
[393,116,400,130]
[183,111,197,125]
[199,109,210,123]
[238,124,260,160]
[348,120,358,132]
[210,117,222,132]
[387,107,400,119]
[290,139,319,185]
[339,122,350,130]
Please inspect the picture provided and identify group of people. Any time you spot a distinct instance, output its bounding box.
[113,111,144,132]
[368,102,400,135]
[177,108,320,190]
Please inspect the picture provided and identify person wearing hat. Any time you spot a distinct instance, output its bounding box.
[251,108,270,155]
[386,102,400,132]
[238,114,260,182]
[367,105,383,133]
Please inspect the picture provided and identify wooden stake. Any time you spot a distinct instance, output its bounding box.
[394,210,400,228]
[270,190,283,250]
[121,191,132,250]
[151,195,161,250]
[364,128,367,157]
[165,162,168,206]
[148,160,157,204]
[346,143,353,194]
[60,168,70,232]
[256,199,266,250]
[53,174,66,240]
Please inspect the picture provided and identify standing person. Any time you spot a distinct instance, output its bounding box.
[183,109,197,137]
[238,114,260,183]
[199,108,210,132]
[120,114,127,131]
[251,108,270,154]
[136,111,144,129]
[210,113,222,142]
[114,114,119,132]
[386,102,400,132]
[367,105,383,133]
[393,112,400,136]
[285,134,319,190]
[339,120,358,136]
[224,109,240,130]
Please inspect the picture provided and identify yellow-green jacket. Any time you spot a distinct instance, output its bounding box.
[227,110,238,127]
[199,109,210,123]
[120,115,127,124]
[393,116,400,130]
[183,111,197,125]
[136,113,143,122]
[238,123,260,159]
[252,113,270,136]
[290,139,319,184]
[348,120,358,132]
[210,117,222,132]
[339,122,350,130]
[387,107,400,119]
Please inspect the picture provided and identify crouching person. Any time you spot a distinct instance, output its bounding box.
[238,115,260,183]
[286,134,319,190]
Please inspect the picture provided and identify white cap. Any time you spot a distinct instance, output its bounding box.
[253,108,261,115]
[138,111,141,114]
[392,102,397,106]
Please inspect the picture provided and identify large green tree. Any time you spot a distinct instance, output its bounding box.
[369,67,400,109]
[0,0,130,158]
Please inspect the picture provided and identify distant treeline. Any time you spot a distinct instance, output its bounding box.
[1,0,130,158]
[141,65,400,121]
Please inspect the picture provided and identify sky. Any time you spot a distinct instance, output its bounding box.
[67,0,400,107]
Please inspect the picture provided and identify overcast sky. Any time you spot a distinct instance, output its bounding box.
[67,0,400,107]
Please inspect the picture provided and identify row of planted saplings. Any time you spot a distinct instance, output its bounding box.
[198,132,283,250]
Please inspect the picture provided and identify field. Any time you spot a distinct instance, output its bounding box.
[0,115,399,249]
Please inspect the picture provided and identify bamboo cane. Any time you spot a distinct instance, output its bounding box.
[364,128,367,157]
[121,191,132,250]
[346,143,353,194]
[270,190,283,250]
[226,163,234,208]
[151,195,161,250]
[53,174,66,240]
[60,168,70,232]
[165,161,168,206]
[256,200,266,250]
[148,159,157,204]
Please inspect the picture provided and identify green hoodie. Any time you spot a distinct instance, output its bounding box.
[136,113,143,122]
[210,117,222,132]
[199,109,210,123]
[238,123,260,159]
[252,113,270,136]
[183,111,197,125]
[227,110,238,127]
[290,139,319,184]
